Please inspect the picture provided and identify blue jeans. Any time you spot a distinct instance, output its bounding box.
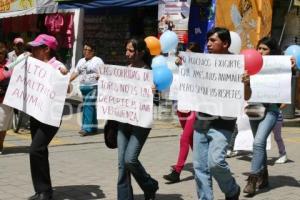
[249,110,278,174]
[117,123,157,200]
[80,85,97,133]
[193,128,239,200]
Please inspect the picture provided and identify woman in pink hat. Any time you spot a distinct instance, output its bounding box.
[27,34,68,200]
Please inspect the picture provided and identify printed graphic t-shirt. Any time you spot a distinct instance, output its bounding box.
[75,56,104,86]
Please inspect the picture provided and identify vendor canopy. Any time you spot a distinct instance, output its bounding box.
[0,0,58,19]
[56,0,158,9]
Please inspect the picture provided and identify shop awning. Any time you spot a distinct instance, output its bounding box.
[56,0,158,9]
[0,0,58,19]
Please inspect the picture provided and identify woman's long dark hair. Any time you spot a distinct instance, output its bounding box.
[126,38,152,67]
[257,36,282,55]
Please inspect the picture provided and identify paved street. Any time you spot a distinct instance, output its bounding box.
[1,105,300,200]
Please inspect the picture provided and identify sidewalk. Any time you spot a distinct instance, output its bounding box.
[1,107,300,199]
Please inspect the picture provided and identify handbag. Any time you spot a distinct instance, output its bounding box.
[244,103,266,118]
[104,120,119,149]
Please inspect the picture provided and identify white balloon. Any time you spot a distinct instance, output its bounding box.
[229,31,242,54]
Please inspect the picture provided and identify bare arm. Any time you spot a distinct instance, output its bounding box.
[69,71,79,82]
[291,56,297,74]
[242,71,252,101]
[280,103,287,110]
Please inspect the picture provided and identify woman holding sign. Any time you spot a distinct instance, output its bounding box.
[116,38,158,200]
[0,45,13,155]
[27,34,68,200]
[243,36,295,197]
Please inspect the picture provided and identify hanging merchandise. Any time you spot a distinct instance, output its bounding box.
[45,13,64,34]
[44,13,74,49]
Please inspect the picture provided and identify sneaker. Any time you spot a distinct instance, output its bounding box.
[275,154,288,164]
[163,169,180,183]
[226,150,239,158]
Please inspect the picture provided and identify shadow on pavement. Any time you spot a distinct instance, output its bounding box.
[1,146,29,154]
[135,193,184,200]
[53,185,105,200]
[270,175,300,188]
[253,175,300,196]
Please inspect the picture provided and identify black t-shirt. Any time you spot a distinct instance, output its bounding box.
[193,112,237,133]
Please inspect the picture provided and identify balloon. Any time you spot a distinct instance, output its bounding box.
[153,66,173,91]
[229,31,242,54]
[285,45,300,69]
[241,49,263,75]
[144,36,161,56]
[160,30,179,53]
[151,55,167,69]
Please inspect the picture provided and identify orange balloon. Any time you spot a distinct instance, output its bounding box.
[144,36,161,55]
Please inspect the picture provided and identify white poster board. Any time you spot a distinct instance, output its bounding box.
[235,113,271,151]
[97,65,153,128]
[177,52,245,117]
[249,55,292,104]
[3,57,70,127]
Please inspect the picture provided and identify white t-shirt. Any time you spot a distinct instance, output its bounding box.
[75,56,104,85]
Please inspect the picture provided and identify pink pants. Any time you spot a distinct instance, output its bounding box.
[174,111,196,173]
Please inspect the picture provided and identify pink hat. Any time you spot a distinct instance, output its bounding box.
[13,37,24,44]
[28,34,58,50]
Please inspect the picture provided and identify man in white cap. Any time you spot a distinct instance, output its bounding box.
[8,37,26,63]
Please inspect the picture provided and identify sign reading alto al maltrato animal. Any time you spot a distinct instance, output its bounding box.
[97,65,153,128]
[3,57,70,127]
[177,51,245,117]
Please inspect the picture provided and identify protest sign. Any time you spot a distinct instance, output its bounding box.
[3,57,70,127]
[249,55,292,104]
[97,65,153,128]
[177,51,244,117]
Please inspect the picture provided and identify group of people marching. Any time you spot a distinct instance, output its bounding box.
[0,26,296,200]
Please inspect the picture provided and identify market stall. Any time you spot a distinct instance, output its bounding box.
[56,0,158,65]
